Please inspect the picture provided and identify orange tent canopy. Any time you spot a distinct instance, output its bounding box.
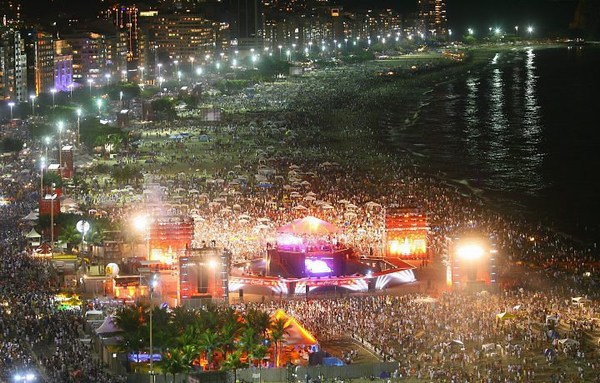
[271,309,318,346]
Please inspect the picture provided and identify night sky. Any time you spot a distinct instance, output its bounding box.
[17,0,581,37]
[338,0,580,35]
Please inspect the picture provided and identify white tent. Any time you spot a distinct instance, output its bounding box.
[95,316,122,336]
[22,211,39,221]
[25,228,41,238]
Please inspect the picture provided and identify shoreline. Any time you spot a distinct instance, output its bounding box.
[267,44,594,246]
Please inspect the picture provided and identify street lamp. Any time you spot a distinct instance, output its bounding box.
[96,98,102,116]
[76,108,82,146]
[8,101,14,120]
[515,25,519,36]
[57,121,63,176]
[189,56,194,74]
[13,372,36,381]
[149,274,159,383]
[76,220,90,254]
[68,83,74,98]
[195,67,202,76]
[527,26,534,38]
[29,94,36,116]
[87,79,94,96]
[44,136,50,159]
[39,156,46,197]
[468,28,474,36]
[105,73,111,87]
[278,45,282,59]
[51,88,56,107]
[49,183,57,252]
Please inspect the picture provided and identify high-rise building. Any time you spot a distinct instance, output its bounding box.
[0,27,27,101]
[24,30,55,96]
[417,0,447,39]
[101,4,140,63]
[228,0,263,48]
[61,32,108,85]
[146,13,228,63]
[54,40,73,92]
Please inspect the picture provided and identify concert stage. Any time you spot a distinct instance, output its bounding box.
[229,216,416,295]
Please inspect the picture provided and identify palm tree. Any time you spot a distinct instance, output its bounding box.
[220,350,246,383]
[197,329,222,370]
[180,344,201,368]
[158,348,190,383]
[197,304,220,333]
[219,308,244,358]
[114,304,147,366]
[145,306,173,352]
[246,308,271,339]
[238,327,259,357]
[171,306,199,336]
[58,224,81,253]
[249,344,269,379]
[270,317,289,367]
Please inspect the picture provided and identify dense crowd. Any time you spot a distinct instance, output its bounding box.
[2,50,600,383]
[0,156,125,382]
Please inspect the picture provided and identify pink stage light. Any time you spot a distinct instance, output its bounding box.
[305,259,333,273]
[277,233,303,247]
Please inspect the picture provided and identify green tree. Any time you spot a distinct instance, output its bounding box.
[114,304,148,363]
[197,329,222,370]
[246,308,271,339]
[219,309,244,358]
[238,327,259,358]
[144,306,173,351]
[269,317,289,367]
[0,137,24,152]
[151,98,177,120]
[220,350,246,383]
[58,223,82,253]
[171,306,200,336]
[158,348,191,382]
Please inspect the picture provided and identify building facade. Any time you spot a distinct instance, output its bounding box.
[54,40,74,92]
[24,30,55,96]
[0,27,27,101]
[417,0,447,39]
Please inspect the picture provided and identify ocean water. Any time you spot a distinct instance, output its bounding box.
[392,46,600,243]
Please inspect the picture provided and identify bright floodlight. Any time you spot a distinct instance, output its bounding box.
[527,26,533,33]
[26,373,35,381]
[133,215,149,231]
[208,259,218,269]
[457,243,485,261]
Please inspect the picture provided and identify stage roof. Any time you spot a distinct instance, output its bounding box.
[277,216,338,235]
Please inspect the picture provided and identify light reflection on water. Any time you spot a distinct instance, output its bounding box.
[389,46,600,239]
[394,49,545,196]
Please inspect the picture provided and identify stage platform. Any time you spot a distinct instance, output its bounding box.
[229,257,416,295]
